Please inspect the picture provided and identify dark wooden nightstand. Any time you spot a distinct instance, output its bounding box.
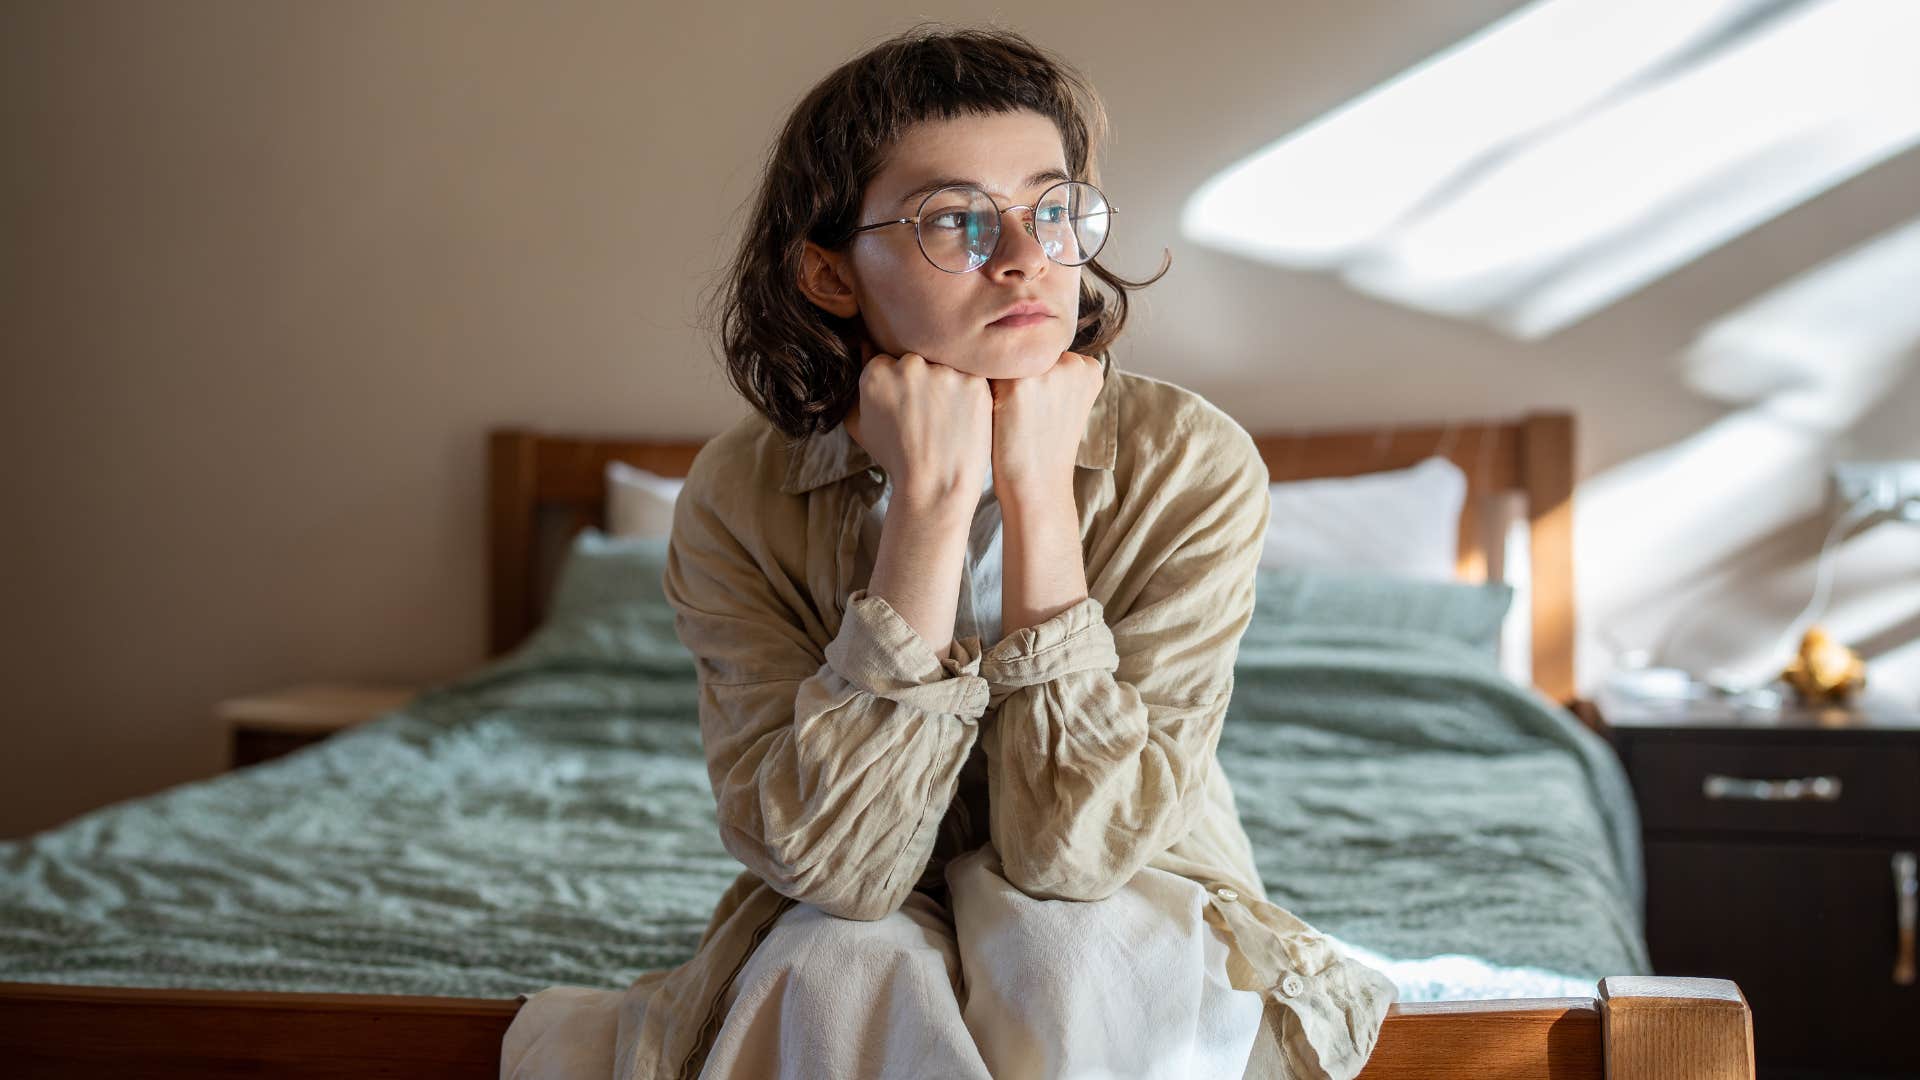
[1599,686,1920,1078]
[219,683,418,769]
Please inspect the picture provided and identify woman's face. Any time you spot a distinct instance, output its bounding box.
[820,109,1083,380]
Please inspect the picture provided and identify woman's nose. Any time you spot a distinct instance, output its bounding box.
[989,208,1050,276]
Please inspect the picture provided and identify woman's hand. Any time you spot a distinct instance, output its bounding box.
[844,343,993,511]
[988,351,1104,503]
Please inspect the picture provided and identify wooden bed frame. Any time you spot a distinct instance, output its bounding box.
[0,410,1756,1079]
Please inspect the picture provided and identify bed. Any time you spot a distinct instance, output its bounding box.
[0,410,1754,1079]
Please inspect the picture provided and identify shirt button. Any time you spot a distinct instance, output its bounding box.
[1213,885,1238,903]
[1280,973,1306,997]
[866,467,884,484]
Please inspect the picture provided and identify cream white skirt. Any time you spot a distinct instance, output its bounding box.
[502,842,1266,1080]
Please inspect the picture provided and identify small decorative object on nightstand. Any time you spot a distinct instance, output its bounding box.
[1778,624,1868,704]
[219,682,417,770]
[1599,684,1920,1078]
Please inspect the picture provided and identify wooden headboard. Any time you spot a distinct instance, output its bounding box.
[488,411,1576,703]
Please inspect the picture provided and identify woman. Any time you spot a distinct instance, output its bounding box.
[503,23,1397,1080]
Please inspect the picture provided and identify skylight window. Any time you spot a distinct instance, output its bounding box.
[1182,0,1920,339]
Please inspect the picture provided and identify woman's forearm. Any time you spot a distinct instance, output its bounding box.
[1000,476,1089,638]
[866,490,978,658]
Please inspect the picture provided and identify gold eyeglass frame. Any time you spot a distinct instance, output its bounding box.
[843,179,1117,274]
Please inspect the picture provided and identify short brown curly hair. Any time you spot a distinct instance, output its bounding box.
[705,23,1169,442]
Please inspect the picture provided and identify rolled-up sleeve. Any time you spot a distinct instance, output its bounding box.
[1218,899,1399,1080]
[664,469,989,923]
[1268,947,1399,1080]
[980,426,1271,902]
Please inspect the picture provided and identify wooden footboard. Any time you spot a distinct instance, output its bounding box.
[0,975,1751,1078]
[0,982,520,1077]
[1361,977,1754,1080]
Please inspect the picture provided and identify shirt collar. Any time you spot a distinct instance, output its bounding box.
[779,352,1120,495]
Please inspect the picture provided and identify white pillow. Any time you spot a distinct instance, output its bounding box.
[1260,456,1466,581]
[605,461,685,540]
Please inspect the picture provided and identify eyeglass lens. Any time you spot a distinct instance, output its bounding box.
[917,181,1111,273]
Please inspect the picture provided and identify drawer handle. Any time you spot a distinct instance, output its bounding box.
[1896,851,1916,987]
[1700,773,1842,802]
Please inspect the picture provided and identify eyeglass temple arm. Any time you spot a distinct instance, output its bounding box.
[846,218,913,236]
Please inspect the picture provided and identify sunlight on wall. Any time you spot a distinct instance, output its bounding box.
[1182,0,1920,339]
[1686,216,1920,427]
[1578,217,1920,696]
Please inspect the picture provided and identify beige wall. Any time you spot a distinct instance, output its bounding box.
[4,0,1916,838]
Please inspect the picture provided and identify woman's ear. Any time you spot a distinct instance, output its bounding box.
[798,241,860,319]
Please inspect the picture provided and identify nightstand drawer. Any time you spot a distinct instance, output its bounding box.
[1629,740,1920,839]
[1644,840,1920,1071]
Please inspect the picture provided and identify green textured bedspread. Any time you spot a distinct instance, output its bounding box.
[0,567,1648,999]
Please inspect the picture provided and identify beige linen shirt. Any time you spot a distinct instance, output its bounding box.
[616,355,1399,1080]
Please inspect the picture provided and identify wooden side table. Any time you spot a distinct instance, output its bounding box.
[219,683,418,769]
[1597,685,1920,1077]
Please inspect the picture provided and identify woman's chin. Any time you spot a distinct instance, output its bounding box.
[908,332,1073,380]
[972,343,1074,380]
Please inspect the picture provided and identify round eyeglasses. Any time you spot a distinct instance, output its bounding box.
[845,180,1115,274]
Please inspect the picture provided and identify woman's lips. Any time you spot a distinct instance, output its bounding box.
[988,312,1054,328]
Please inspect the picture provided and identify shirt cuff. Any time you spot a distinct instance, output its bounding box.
[979,594,1120,705]
[1268,950,1400,1080]
[825,588,991,717]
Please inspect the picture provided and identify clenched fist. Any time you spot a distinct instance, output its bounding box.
[988,351,1103,498]
[844,343,993,510]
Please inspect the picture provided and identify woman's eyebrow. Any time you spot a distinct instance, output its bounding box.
[895,167,1072,208]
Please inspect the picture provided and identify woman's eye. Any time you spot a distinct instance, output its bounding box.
[1037,206,1068,224]
[927,211,972,230]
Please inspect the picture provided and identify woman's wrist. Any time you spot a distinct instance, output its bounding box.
[869,490,976,657]
[890,483,983,525]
